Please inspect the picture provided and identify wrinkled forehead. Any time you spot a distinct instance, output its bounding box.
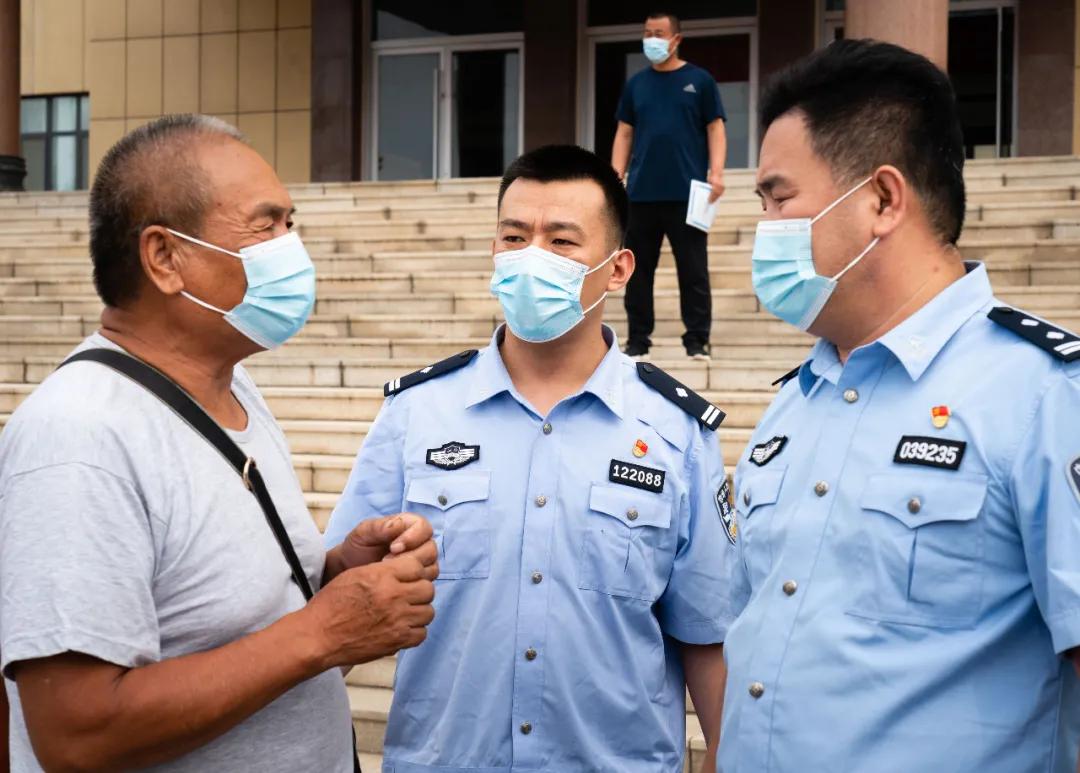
[498,178,609,238]
[197,138,293,220]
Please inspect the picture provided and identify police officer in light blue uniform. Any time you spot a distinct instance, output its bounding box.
[720,40,1080,772]
[326,146,737,773]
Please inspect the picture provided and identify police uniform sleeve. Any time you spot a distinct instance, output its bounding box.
[323,394,407,549]
[655,425,743,644]
[1009,367,1080,654]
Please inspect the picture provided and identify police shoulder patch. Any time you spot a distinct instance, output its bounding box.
[716,479,736,545]
[988,307,1080,362]
[384,349,479,397]
[1068,455,1080,505]
[636,362,725,430]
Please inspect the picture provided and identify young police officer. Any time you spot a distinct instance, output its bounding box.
[723,40,1080,772]
[326,146,737,773]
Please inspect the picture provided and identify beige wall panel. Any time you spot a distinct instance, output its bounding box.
[210,113,239,130]
[33,0,86,93]
[125,116,154,132]
[20,0,33,92]
[275,26,309,110]
[163,0,199,35]
[87,0,125,40]
[126,0,162,37]
[238,30,275,112]
[276,0,309,28]
[87,39,126,118]
[237,110,275,166]
[201,0,237,33]
[163,35,200,113]
[275,109,309,182]
[200,32,237,113]
[88,117,126,180]
[126,37,162,117]
[238,0,275,30]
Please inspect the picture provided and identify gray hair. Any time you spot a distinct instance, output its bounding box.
[88,114,245,308]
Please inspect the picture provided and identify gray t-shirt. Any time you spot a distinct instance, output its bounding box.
[0,333,353,772]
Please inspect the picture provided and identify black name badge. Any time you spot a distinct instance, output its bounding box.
[609,459,665,494]
[893,436,966,471]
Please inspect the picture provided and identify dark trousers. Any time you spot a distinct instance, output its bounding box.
[623,201,710,349]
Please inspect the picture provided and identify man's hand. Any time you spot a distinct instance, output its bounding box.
[707,169,725,203]
[340,513,434,569]
[304,547,438,670]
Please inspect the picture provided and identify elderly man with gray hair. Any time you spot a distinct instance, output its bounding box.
[0,115,438,772]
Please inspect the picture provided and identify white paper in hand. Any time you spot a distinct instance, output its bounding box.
[686,179,719,233]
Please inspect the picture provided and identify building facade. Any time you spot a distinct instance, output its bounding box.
[0,0,1077,190]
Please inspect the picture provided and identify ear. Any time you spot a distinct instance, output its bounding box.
[138,225,186,296]
[607,247,635,293]
[671,32,683,51]
[868,165,908,240]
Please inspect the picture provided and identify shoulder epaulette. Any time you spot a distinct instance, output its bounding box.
[636,361,725,431]
[771,364,802,387]
[988,307,1080,362]
[384,349,479,397]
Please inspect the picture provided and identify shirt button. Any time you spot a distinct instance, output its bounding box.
[626,507,639,521]
[843,388,859,403]
[520,722,533,735]
[437,494,448,506]
[749,682,765,699]
[542,422,553,435]
[908,498,922,514]
[743,491,750,506]
[814,481,829,497]
[524,648,538,661]
[535,495,548,508]
[782,580,798,596]
[531,571,543,584]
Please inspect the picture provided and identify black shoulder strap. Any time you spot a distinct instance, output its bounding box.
[60,349,361,771]
[384,349,479,397]
[771,364,802,388]
[635,361,725,431]
[988,306,1080,362]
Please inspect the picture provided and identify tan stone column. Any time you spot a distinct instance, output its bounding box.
[845,0,949,70]
[0,0,25,190]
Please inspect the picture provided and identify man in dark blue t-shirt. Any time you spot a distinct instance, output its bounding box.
[612,11,727,360]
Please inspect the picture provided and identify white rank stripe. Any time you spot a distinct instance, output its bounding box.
[701,405,721,426]
[1055,341,1080,355]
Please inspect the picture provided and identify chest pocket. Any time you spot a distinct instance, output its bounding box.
[735,466,787,584]
[848,471,988,628]
[405,471,491,580]
[578,483,674,603]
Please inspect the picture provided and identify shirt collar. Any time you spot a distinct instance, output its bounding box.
[465,325,625,418]
[798,261,992,394]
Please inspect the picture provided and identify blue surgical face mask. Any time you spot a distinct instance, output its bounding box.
[490,245,617,343]
[168,228,316,350]
[642,37,671,64]
[751,177,879,331]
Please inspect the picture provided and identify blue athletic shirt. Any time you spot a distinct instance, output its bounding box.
[616,62,726,203]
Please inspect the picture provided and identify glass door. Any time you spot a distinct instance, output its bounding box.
[589,28,756,169]
[376,52,440,180]
[374,43,522,180]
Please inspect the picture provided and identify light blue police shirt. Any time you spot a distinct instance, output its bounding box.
[326,326,738,773]
[721,262,1080,772]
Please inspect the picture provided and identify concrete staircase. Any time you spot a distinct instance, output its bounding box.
[2,156,1079,771]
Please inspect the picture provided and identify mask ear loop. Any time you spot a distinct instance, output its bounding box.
[580,248,621,313]
[830,237,880,282]
[166,228,245,259]
[810,176,873,225]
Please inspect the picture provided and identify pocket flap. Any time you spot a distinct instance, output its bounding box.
[406,472,491,511]
[859,471,988,529]
[588,483,672,529]
[736,466,787,518]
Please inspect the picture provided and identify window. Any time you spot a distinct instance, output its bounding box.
[20,94,89,191]
[588,0,756,26]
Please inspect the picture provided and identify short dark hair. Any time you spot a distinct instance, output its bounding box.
[646,11,681,33]
[498,145,630,247]
[89,114,244,308]
[760,39,966,244]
